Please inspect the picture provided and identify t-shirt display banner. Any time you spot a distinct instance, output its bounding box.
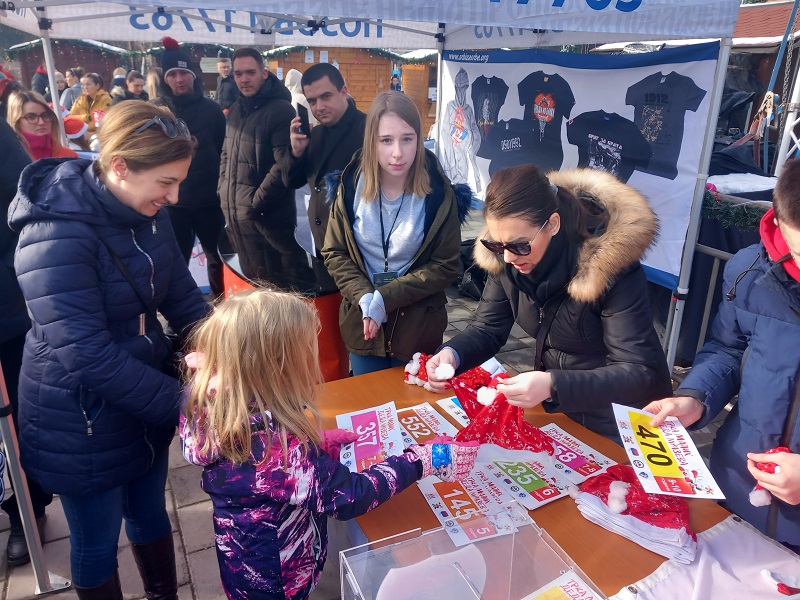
[440,42,719,288]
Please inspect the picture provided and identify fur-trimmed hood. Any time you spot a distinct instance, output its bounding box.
[474,168,658,303]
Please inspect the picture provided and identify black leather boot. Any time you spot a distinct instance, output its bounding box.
[6,505,46,566]
[75,570,123,600]
[132,532,178,600]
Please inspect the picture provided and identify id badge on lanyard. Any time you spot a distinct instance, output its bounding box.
[373,270,399,286]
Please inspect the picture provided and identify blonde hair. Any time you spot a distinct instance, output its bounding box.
[146,68,162,100]
[184,289,323,465]
[6,90,69,157]
[359,91,430,201]
[95,101,195,175]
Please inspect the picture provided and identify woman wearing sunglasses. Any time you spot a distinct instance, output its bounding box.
[426,164,672,440]
[68,72,112,134]
[323,92,474,375]
[6,90,78,160]
[8,101,208,599]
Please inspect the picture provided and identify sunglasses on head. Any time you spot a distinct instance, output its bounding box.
[480,219,549,256]
[133,115,191,140]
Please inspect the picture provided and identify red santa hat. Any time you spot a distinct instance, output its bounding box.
[63,116,88,139]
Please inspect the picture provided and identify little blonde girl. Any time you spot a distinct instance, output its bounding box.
[180,289,479,599]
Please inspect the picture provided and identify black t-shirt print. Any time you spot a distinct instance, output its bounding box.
[481,119,541,175]
[517,72,575,170]
[567,111,652,183]
[626,72,706,180]
[471,75,509,146]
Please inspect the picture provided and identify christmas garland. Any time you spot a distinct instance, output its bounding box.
[702,190,768,230]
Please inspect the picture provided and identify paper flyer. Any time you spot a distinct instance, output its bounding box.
[540,424,615,484]
[418,464,530,547]
[336,401,405,473]
[612,404,725,499]
[479,444,569,510]
[397,403,460,447]
[435,396,471,427]
[520,571,602,600]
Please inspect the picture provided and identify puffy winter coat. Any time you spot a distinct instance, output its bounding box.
[323,150,475,362]
[678,235,800,544]
[447,169,672,438]
[8,158,209,495]
[0,120,31,344]
[180,410,421,600]
[218,75,295,223]
[153,79,226,209]
[68,89,112,132]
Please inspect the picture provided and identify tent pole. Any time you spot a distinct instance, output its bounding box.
[775,41,800,175]
[434,22,445,160]
[39,17,66,144]
[664,37,733,371]
[0,360,71,594]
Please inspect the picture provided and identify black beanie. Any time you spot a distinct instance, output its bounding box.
[160,37,196,80]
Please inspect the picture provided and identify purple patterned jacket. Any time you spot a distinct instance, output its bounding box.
[180,411,422,600]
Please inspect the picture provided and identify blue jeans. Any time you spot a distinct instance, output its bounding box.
[349,353,405,376]
[59,446,171,587]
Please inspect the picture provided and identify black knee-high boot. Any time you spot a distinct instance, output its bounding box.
[74,570,123,599]
[131,532,178,600]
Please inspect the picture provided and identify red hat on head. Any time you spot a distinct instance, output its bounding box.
[0,63,15,81]
[63,116,88,139]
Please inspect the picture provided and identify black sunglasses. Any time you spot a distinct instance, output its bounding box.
[133,115,191,140]
[481,220,549,256]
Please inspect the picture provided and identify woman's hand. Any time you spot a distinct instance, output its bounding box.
[363,317,379,340]
[425,348,457,392]
[642,396,705,428]
[495,371,552,409]
[747,451,800,505]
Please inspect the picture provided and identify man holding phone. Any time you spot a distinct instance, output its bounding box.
[281,63,367,257]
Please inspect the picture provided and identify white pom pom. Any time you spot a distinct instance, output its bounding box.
[423,382,434,392]
[606,481,631,514]
[749,487,772,507]
[434,363,455,380]
[404,353,421,375]
[567,485,581,499]
[476,386,498,406]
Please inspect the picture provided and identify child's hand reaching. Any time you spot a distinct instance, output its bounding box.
[319,429,360,461]
[409,436,479,482]
[184,352,220,397]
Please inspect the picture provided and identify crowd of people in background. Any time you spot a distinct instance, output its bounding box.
[0,31,797,600]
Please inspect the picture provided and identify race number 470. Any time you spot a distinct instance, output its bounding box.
[635,424,674,467]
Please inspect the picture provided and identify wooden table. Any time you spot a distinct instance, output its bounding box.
[317,367,730,596]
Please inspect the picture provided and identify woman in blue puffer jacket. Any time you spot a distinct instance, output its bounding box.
[8,101,209,599]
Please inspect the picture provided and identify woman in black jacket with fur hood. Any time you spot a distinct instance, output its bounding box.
[426,164,672,439]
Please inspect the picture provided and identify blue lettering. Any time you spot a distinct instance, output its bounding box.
[552,0,565,6]
[321,23,337,36]
[474,26,484,39]
[153,12,173,31]
[483,26,493,38]
[129,7,149,30]
[225,10,235,33]
[176,10,194,32]
[615,0,641,12]
[340,21,360,37]
[274,19,292,35]
[586,0,612,8]
[298,26,313,36]
[196,9,215,32]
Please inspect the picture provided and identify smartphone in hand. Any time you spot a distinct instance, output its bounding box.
[296,103,310,136]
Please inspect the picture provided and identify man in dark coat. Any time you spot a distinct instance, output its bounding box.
[219,47,312,291]
[282,62,367,262]
[215,57,238,112]
[0,120,52,566]
[30,64,47,95]
[154,38,227,297]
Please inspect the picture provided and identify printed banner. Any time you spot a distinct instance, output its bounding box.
[440,43,719,288]
[613,404,725,499]
[397,403,460,447]
[0,1,739,47]
[540,424,615,484]
[520,571,602,600]
[336,401,405,473]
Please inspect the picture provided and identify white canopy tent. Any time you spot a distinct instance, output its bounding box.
[0,1,739,593]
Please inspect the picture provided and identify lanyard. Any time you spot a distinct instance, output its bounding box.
[378,188,406,273]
